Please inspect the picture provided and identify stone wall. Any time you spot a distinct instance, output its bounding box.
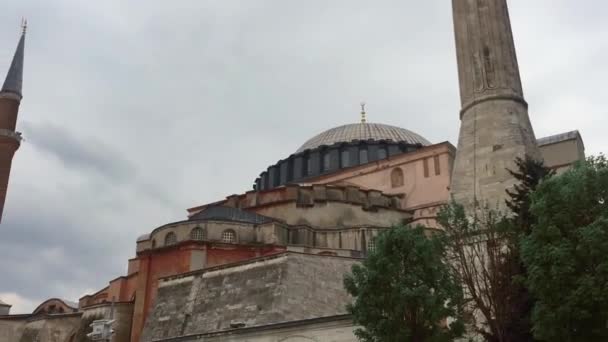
[0,313,81,342]
[538,131,585,175]
[141,253,359,341]
[155,315,357,342]
[0,316,26,342]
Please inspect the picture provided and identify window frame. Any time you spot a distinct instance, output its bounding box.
[190,227,205,241]
[359,148,368,164]
[221,229,236,244]
[391,167,405,188]
[164,232,177,246]
[323,152,331,171]
[341,149,350,168]
[367,237,376,253]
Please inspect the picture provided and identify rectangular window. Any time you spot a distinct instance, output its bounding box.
[341,150,350,167]
[323,153,331,171]
[307,157,312,176]
[378,148,387,160]
[359,149,368,164]
[434,155,441,175]
[423,158,429,178]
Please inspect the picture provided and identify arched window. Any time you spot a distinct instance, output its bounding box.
[190,227,205,241]
[359,149,368,164]
[367,237,376,253]
[222,230,236,243]
[151,239,156,248]
[164,232,177,246]
[341,150,350,167]
[391,167,404,188]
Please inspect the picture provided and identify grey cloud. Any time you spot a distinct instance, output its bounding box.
[21,121,136,182]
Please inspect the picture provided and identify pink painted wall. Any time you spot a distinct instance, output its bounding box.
[306,143,454,211]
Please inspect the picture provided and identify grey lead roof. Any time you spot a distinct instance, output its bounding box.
[1,32,25,97]
[297,122,431,153]
[62,300,79,309]
[189,205,275,225]
[137,233,151,242]
[537,130,582,147]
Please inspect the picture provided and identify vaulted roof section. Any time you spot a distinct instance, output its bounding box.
[189,205,275,225]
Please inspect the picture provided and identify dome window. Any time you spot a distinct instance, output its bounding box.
[306,157,313,176]
[190,227,205,241]
[323,152,331,171]
[222,230,236,243]
[341,150,350,167]
[359,149,368,164]
[164,232,177,246]
[378,147,387,160]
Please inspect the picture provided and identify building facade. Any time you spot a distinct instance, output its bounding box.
[0,1,589,341]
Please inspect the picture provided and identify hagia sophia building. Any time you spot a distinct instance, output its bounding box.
[0,1,588,342]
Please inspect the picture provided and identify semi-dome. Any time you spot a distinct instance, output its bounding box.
[297,122,431,153]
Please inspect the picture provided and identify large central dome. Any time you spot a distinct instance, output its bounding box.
[296,123,431,153]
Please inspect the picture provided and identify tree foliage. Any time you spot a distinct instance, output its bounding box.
[344,225,465,342]
[506,156,555,234]
[438,203,516,342]
[437,156,552,342]
[521,155,608,341]
[502,156,553,341]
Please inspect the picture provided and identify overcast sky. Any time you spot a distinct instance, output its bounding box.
[1,1,606,314]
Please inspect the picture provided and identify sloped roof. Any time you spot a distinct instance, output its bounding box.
[2,32,25,97]
[32,298,78,314]
[0,299,10,307]
[537,130,582,147]
[137,233,151,242]
[188,205,274,225]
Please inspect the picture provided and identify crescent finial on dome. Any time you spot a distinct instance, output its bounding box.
[360,102,367,124]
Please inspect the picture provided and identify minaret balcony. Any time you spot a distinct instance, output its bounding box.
[0,129,22,143]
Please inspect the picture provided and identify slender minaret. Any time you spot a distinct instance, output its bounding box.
[450,0,540,210]
[0,24,26,222]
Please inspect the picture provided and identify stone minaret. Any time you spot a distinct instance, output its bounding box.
[450,0,540,210]
[0,27,26,222]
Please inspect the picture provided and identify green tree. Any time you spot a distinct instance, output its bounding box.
[438,203,515,342]
[344,225,465,342]
[521,155,608,341]
[506,156,555,235]
[502,156,553,342]
[438,156,552,342]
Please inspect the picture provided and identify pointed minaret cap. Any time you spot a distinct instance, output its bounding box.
[2,21,26,98]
